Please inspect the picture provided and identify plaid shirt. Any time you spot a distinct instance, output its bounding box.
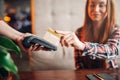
[75,26,120,69]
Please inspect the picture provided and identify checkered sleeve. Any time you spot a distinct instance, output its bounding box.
[82,26,120,68]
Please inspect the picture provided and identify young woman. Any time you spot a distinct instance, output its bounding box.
[56,0,120,69]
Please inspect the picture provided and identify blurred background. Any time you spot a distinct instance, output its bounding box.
[0,0,120,71]
[4,0,31,33]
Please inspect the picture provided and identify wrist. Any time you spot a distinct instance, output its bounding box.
[76,41,85,51]
[15,33,25,42]
[80,42,85,50]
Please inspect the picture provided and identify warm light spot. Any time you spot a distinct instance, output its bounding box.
[4,16,11,22]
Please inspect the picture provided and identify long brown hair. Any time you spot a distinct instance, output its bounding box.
[81,0,116,43]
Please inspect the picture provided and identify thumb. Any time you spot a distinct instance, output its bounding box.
[55,30,71,35]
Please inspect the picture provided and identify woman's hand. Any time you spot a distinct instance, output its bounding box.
[55,30,85,50]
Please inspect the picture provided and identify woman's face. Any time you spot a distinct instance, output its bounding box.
[88,0,107,22]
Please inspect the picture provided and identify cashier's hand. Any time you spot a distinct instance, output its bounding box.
[16,33,50,53]
[55,30,85,50]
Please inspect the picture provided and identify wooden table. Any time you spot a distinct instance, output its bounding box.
[11,68,120,80]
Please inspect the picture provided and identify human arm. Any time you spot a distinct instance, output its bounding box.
[0,20,23,41]
[82,26,120,59]
[0,20,41,52]
[56,26,120,59]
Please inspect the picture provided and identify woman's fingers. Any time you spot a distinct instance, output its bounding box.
[64,34,73,47]
[58,31,75,47]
